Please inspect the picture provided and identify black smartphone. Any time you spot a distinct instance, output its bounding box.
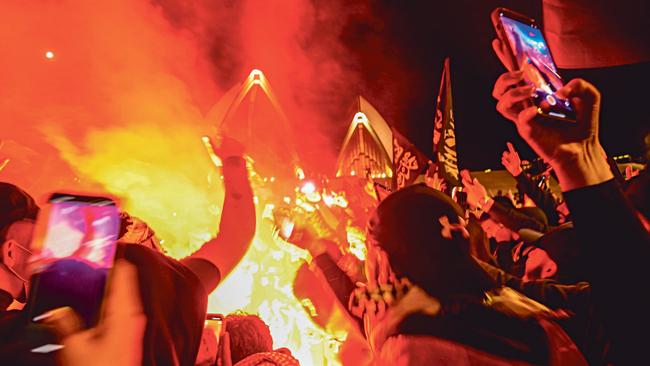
[451,186,468,210]
[491,8,576,122]
[28,193,120,331]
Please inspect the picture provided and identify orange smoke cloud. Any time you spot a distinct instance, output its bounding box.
[0,0,222,257]
[1,1,369,364]
[215,0,368,171]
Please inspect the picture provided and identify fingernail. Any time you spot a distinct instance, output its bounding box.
[33,311,54,322]
[33,306,72,323]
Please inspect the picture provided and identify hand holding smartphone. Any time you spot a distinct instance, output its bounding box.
[205,313,233,366]
[491,8,576,122]
[28,193,120,331]
[205,313,225,338]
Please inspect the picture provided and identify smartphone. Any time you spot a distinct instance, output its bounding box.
[491,8,576,122]
[205,313,230,366]
[206,313,225,338]
[28,193,120,330]
[451,186,468,210]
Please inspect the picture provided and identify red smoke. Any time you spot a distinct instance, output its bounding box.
[1,0,372,193]
[0,2,372,363]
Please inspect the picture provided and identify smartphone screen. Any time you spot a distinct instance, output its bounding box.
[497,12,576,121]
[28,193,120,329]
[205,313,224,337]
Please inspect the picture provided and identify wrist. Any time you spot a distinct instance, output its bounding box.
[551,142,613,191]
[221,156,248,178]
[306,238,330,257]
[222,156,245,166]
[511,167,523,177]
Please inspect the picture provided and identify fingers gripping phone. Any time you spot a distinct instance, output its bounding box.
[28,193,120,330]
[491,8,576,122]
[205,313,233,366]
[206,313,225,339]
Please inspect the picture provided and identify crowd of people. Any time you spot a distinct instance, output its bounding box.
[1,35,648,366]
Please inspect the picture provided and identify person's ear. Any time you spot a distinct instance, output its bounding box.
[1,240,17,267]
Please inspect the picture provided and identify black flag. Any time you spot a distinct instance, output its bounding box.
[392,128,429,190]
[433,57,460,186]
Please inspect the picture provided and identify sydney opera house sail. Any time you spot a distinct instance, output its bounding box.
[206,70,300,180]
[335,96,394,189]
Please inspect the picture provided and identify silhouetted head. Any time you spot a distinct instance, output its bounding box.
[368,184,494,301]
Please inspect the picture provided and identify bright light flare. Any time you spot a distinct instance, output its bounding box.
[295,167,305,180]
[352,112,368,126]
[279,218,295,240]
[45,51,55,59]
[300,181,316,194]
[323,194,335,207]
[300,181,322,202]
[346,226,367,261]
[322,192,348,208]
[295,197,316,212]
[249,68,265,85]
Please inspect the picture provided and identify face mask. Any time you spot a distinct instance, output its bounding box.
[3,241,32,283]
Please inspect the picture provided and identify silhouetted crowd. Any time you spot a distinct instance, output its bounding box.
[1,37,649,366]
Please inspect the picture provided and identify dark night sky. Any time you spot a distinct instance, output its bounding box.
[340,0,650,170]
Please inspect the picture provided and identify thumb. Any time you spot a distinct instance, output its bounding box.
[556,78,600,105]
[39,306,85,339]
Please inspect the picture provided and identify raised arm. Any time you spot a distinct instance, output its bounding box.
[485,198,547,233]
[502,142,561,224]
[461,170,546,232]
[514,172,560,225]
[274,207,364,334]
[492,38,650,364]
[188,137,256,288]
[476,258,590,313]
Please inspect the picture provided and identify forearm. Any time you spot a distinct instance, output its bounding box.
[190,157,256,279]
[313,253,357,309]
[487,200,546,232]
[551,143,613,193]
[477,259,590,312]
[563,178,650,358]
[312,253,364,334]
[564,179,650,278]
[515,173,559,222]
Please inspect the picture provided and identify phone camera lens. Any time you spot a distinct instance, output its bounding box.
[545,95,557,106]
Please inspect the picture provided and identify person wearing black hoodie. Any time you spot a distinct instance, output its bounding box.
[492,38,650,364]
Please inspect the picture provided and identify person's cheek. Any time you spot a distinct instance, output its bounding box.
[523,261,540,282]
[496,227,512,242]
[542,260,558,279]
[524,249,557,281]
